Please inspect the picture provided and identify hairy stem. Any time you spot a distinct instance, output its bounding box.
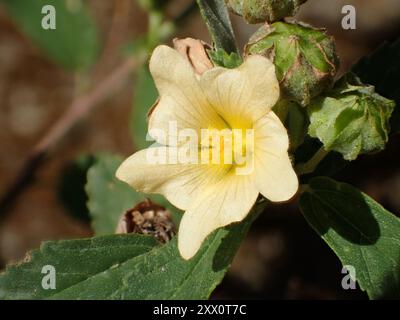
[296,147,330,176]
[196,0,239,54]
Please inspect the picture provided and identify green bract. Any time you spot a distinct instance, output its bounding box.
[226,0,308,24]
[245,22,339,106]
[308,74,395,161]
[208,48,242,68]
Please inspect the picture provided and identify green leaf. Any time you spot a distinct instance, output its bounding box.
[0,205,264,300]
[57,154,96,222]
[0,234,158,299]
[353,39,400,134]
[196,0,238,54]
[1,0,99,70]
[86,154,182,235]
[2,149,264,299]
[208,48,242,68]
[300,177,400,299]
[308,74,395,160]
[86,154,144,235]
[50,204,263,299]
[130,66,157,150]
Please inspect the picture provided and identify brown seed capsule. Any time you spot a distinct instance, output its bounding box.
[116,199,176,243]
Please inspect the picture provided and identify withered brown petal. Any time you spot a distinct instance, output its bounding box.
[173,37,213,75]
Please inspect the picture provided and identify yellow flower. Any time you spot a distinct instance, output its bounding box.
[116,45,298,260]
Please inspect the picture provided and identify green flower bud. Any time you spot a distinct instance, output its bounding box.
[308,74,395,161]
[226,0,308,24]
[245,22,340,106]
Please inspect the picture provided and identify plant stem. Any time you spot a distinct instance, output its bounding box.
[196,0,239,54]
[296,147,330,176]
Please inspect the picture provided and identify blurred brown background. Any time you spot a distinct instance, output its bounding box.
[0,0,399,299]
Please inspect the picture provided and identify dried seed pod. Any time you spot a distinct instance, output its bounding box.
[246,22,339,106]
[116,199,176,243]
[226,0,308,24]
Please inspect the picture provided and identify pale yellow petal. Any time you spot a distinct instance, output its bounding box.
[148,45,226,145]
[116,146,230,210]
[178,174,258,260]
[253,112,298,202]
[199,55,280,128]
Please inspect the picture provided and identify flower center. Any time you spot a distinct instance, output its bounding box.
[200,127,254,173]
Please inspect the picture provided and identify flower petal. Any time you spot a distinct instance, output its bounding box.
[253,112,298,202]
[148,45,226,145]
[178,174,258,260]
[116,146,231,210]
[199,55,280,128]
